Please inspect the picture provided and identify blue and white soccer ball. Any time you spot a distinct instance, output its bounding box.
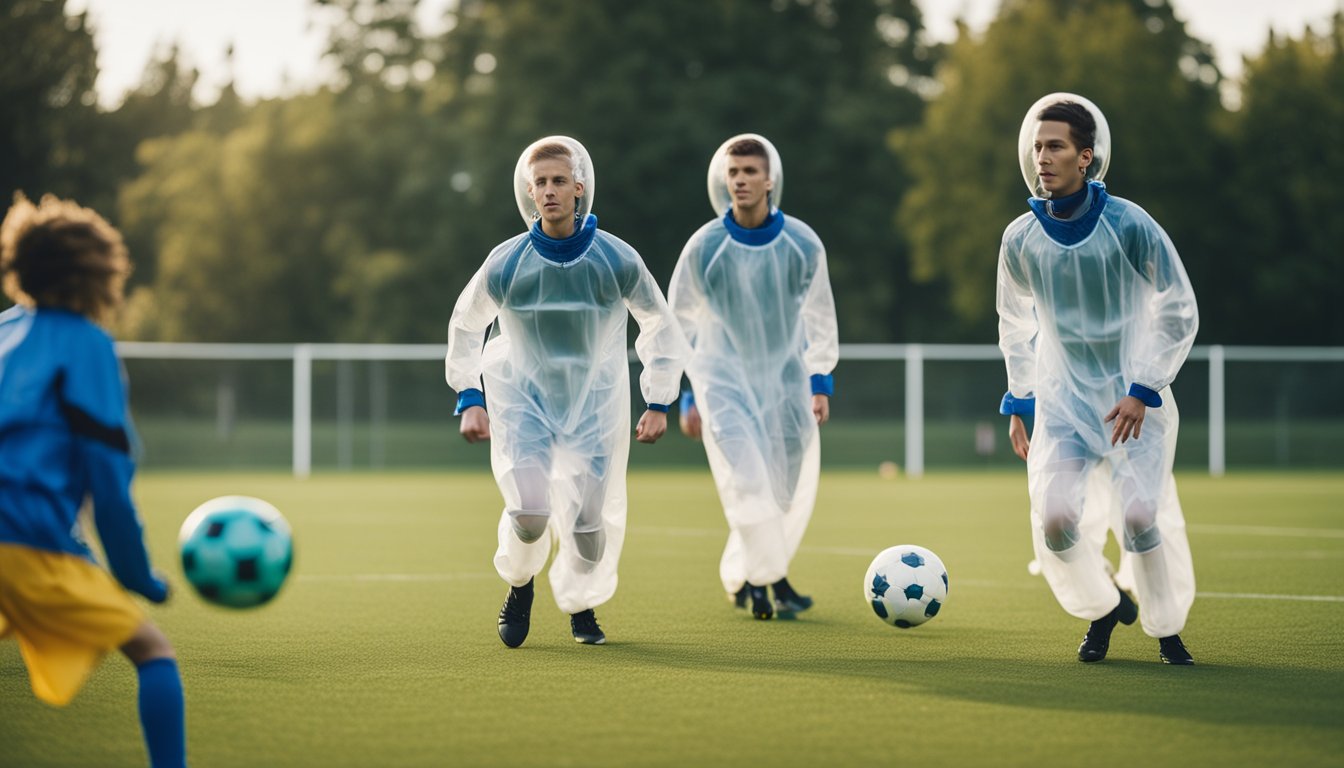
[864,545,948,629]
[179,496,294,609]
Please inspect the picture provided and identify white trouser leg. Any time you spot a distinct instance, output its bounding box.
[1029,435,1120,622]
[1111,403,1195,637]
[705,423,787,590]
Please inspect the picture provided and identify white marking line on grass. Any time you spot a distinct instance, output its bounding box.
[1190,523,1344,539]
[1196,591,1344,603]
[299,573,495,583]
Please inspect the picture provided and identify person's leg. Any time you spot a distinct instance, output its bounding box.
[701,396,788,605]
[774,416,821,616]
[547,402,627,642]
[491,406,556,587]
[121,621,186,768]
[489,409,555,648]
[1114,405,1196,663]
[1027,425,1129,660]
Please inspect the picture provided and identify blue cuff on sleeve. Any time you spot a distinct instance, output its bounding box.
[810,374,834,397]
[1128,383,1163,408]
[999,391,1035,416]
[679,389,696,412]
[647,403,670,413]
[454,388,486,415]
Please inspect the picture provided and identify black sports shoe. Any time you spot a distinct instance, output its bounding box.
[772,577,814,619]
[749,584,773,620]
[1078,612,1120,662]
[497,578,534,649]
[1159,634,1194,665]
[570,609,606,645]
[1077,587,1137,662]
[731,584,749,609]
[1115,587,1139,626]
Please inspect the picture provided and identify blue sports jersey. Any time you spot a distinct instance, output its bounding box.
[0,305,165,601]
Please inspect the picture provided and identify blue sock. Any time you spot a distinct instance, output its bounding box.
[136,657,186,768]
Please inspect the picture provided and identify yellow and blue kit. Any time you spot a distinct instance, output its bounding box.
[0,304,169,705]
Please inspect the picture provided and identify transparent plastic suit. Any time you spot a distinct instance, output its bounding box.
[446,138,686,615]
[669,135,839,593]
[997,170,1199,636]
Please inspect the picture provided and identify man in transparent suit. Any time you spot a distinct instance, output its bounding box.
[997,95,1199,664]
[670,135,839,621]
[447,136,687,648]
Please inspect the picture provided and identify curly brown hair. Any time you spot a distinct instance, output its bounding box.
[1,193,131,324]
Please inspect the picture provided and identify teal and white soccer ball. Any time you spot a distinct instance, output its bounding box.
[179,496,294,608]
[864,545,948,629]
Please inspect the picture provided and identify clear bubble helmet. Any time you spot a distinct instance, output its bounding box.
[706,133,784,216]
[513,135,595,227]
[1018,93,1111,198]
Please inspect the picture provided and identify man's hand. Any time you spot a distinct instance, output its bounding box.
[679,403,702,441]
[460,405,490,443]
[1105,395,1146,446]
[636,410,668,444]
[1009,413,1030,461]
[813,394,830,426]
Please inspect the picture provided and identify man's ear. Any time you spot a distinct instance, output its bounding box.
[574,181,585,199]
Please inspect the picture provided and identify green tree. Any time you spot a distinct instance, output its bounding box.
[1217,14,1344,344]
[0,0,101,206]
[439,0,935,341]
[898,0,1222,339]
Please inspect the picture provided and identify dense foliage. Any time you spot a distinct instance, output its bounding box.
[3,0,1340,344]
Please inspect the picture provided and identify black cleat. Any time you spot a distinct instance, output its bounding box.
[749,584,773,620]
[731,584,749,609]
[497,578,534,649]
[570,609,606,645]
[1078,587,1138,662]
[772,577,814,619]
[1078,612,1120,663]
[1159,634,1194,665]
[1115,587,1138,626]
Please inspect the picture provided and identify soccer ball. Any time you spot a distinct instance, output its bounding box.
[179,496,294,608]
[864,545,948,629]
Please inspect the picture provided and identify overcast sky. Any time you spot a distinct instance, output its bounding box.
[67,0,1343,108]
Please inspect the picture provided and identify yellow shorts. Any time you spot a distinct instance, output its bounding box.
[0,542,145,706]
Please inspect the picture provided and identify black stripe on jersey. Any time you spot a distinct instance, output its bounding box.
[60,400,131,454]
[53,370,131,454]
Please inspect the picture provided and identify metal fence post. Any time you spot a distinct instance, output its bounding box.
[905,343,924,478]
[1209,344,1225,477]
[293,344,312,478]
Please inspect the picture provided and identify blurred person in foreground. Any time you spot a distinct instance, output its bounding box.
[996,94,1199,665]
[446,137,687,648]
[669,135,839,620]
[0,193,187,766]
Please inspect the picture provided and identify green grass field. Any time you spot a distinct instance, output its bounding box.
[3,471,1342,767]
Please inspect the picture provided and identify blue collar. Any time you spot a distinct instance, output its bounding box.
[529,214,598,263]
[723,208,785,245]
[1027,181,1109,246]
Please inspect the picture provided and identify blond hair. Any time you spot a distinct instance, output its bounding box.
[527,142,584,184]
[1,193,131,324]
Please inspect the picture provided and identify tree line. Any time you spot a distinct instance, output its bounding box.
[3,0,1341,346]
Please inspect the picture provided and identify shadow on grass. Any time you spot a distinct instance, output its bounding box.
[528,632,1344,730]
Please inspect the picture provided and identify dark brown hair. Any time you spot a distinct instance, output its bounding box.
[726,138,770,174]
[1,193,131,323]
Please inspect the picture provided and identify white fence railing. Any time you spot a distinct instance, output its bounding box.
[116,342,1344,478]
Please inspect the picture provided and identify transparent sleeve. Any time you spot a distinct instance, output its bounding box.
[445,263,501,394]
[667,237,704,352]
[625,257,689,407]
[1125,218,1199,392]
[996,239,1037,399]
[801,247,839,376]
